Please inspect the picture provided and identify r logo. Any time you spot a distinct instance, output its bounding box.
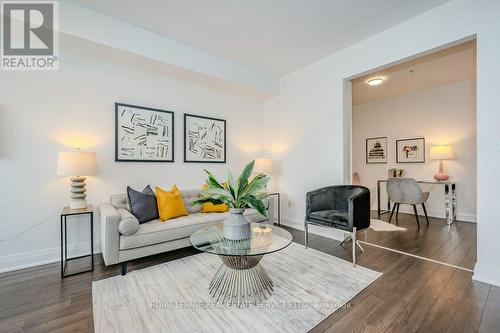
[1,1,58,70]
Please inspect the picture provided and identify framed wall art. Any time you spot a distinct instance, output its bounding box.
[366,137,387,164]
[115,103,174,162]
[184,114,226,163]
[396,137,425,163]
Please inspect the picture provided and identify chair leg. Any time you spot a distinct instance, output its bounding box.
[413,205,420,228]
[356,241,364,252]
[121,262,128,276]
[388,203,397,224]
[396,203,400,225]
[340,235,352,247]
[422,203,430,225]
[352,227,357,267]
[304,221,309,249]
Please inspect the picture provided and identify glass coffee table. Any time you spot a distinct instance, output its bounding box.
[190,223,292,305]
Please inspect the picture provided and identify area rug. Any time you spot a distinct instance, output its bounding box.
[370,219,406,231]
[92,242,381,333]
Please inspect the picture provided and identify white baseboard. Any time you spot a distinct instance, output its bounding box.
[282,216,345,241]
[0,241,101,274]
[473,262,500,287]
[380,206,477,223]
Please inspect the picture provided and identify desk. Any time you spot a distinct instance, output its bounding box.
[377,180,456,225]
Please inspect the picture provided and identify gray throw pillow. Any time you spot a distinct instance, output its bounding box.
[117,208,140,235]
[127,185,159,223]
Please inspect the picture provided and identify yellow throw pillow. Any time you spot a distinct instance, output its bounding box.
[156,185,188,221]
[201,184,229,213]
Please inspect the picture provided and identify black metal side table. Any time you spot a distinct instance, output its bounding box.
[60,205,94,278]
[268,192,281,226]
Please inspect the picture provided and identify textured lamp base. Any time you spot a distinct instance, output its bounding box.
[209,255,273,306]
[433,173,450,181]
[70,176,88,209]
[433,160,450,181]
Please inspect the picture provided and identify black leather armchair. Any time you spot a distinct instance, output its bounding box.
[305,185,370,266]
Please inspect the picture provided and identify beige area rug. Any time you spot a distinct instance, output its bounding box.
[92,242,381,333]
[370,219,407,231]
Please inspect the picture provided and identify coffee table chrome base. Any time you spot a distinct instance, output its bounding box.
[209,255,273,305]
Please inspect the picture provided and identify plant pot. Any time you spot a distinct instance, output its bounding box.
[223,208,251,240]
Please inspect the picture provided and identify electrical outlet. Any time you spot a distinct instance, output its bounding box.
[287,200,292,208]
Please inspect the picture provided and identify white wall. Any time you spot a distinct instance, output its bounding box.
[264,0,500,286]
[352,80,477,222]
[0,37,266,272]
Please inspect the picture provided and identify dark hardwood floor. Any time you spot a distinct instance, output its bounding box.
[0,212,498,332]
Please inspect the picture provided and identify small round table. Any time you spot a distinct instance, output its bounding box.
[190,222,292,305]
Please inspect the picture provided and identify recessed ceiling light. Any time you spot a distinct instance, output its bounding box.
[367,78,384,86]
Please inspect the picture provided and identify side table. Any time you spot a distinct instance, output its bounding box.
[268,192,281,226]
[60,205,94,278]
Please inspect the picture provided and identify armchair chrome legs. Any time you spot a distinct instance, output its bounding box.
[304,221,309,249]
[304,221,362,267]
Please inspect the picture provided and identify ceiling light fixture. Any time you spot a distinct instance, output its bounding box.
[367,78,384,86]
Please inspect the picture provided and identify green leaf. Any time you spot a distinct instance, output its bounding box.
[237,160,255,197]
[192,198,225,206]
[204,170,223,189]
[226,170,237,199]
[240,175,269,199]
[242,195,268,217]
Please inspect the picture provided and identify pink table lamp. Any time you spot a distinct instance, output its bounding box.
[430,146,454,181]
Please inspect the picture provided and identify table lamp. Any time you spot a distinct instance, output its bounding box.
[254,158,273,175]
[57,150,97,209]
[430,146,453,181]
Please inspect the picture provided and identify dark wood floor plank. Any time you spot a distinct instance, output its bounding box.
[0,212,491,333]
[447,280,490,333]
[479,287,500,332]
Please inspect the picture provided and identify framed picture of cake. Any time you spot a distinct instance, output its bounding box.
[366,137,387,164]
[115,103,174,162]
[396,137,425,163]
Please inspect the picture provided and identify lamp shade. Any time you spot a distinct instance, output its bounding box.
[430,146,454,160]
[57,151,97,176]
[254,158,273,174]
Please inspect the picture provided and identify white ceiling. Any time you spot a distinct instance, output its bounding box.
[69,0,450,76]
[352,40,476,105]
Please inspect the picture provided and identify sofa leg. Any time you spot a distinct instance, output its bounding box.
[304,221,309,249]
[352,227,357,268]
[121,262,128,276]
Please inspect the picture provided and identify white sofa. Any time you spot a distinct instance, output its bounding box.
[99,189,267,274]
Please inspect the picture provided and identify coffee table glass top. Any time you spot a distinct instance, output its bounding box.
[190,223,293,256]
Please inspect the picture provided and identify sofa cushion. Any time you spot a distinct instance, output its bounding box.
[181,190,203,214]
[127,185,159,223]
[309,209,349,225]
[119,209,265,250]
[117,208,140,236]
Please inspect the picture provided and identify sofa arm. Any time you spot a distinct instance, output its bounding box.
[348,188,370,231]
[99,203,121,265]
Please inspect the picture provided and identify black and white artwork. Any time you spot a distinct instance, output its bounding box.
[366,137,387,164]
[184,114,226,163]
[396,137,425,163]
[115,103,174,162]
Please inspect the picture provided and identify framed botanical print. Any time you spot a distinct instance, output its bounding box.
[366,137,387,164]
[184,114,226,163]
[115,103,174,162]
[396,137,425,163]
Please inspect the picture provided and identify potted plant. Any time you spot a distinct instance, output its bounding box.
[193,160,270,240]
